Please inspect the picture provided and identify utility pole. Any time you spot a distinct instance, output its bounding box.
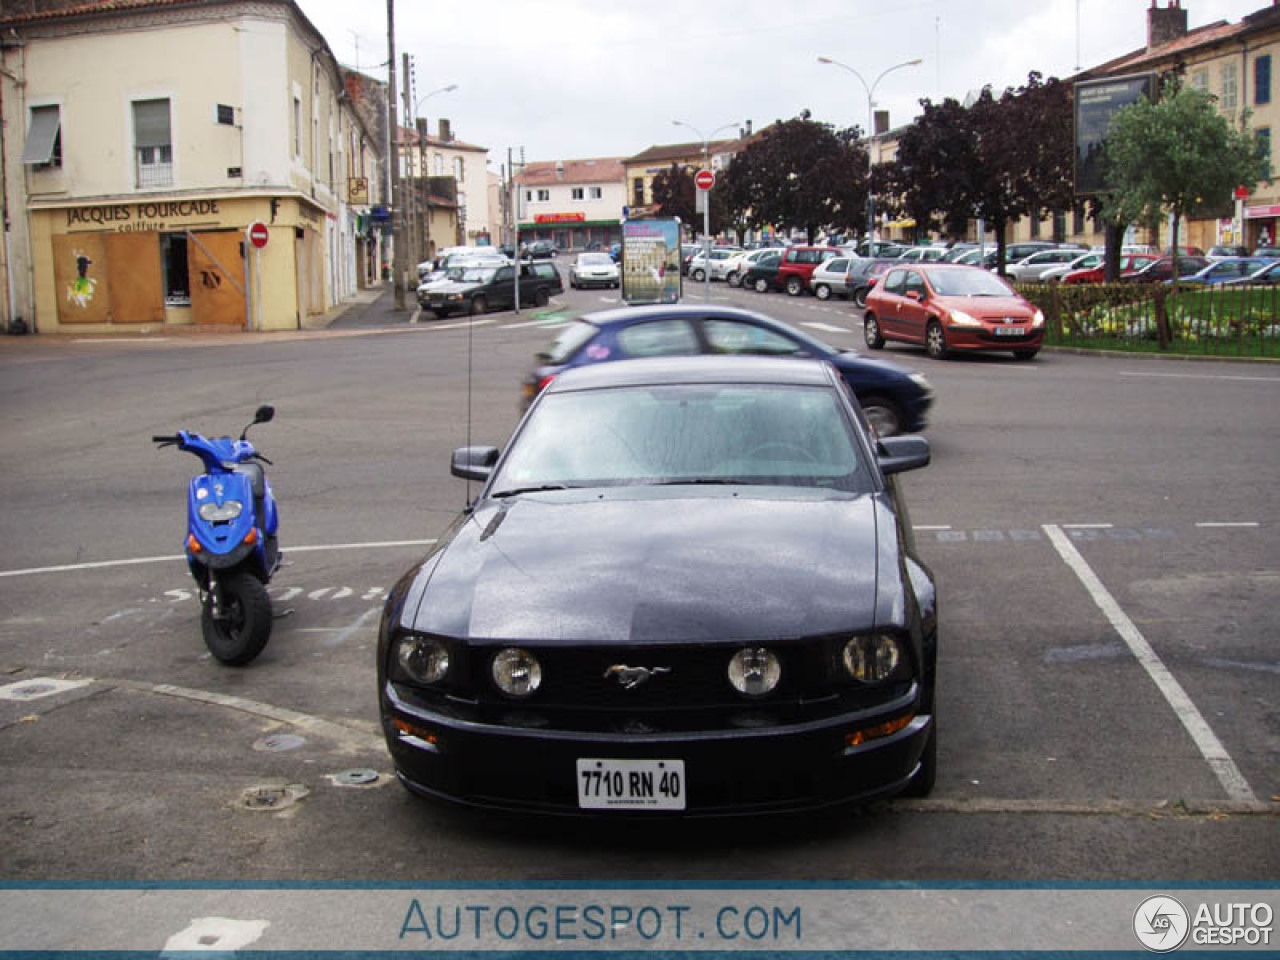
[387,0,405,309]
[402,52,416,277]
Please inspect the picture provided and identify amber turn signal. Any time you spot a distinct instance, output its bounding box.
[845,712,914,748]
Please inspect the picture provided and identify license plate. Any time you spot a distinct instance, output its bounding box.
[993,325,1024,336]
[576,758,685,810]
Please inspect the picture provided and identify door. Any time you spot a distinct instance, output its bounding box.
[188,230,246,327]
[876,268,909,338]
[897,269,932,344]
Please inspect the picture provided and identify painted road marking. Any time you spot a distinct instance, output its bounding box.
[1196,521,1260,528]
[1042,523,1258,805]
[1121,371,1280,383]
[801,321,849,333]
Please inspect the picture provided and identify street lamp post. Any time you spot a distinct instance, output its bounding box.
[672,119,739,301]
[817,56,921,253]
[411,83,458,268]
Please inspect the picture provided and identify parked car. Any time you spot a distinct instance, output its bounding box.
[569,252,620,289]
[1003,248,1093,282]
[1037,252,1104,283]
[1164,256,1273,285]
[863,263,1044,360]
[1061,252,1160,284]
[845,258,899,308]
[416,256,512,305]
[421,261,562,318]
[1252,245,1280,258]
[742,250,785,292]
[679,244,702,275]
[1120,256,1211,283]
[856,240,907,258]
[894,246,947,264]
[1224,260,1280,285]
[381,354,937,816]
[522,240,558,260]
[524,304,935,437]
[687,247,744,282]
[808,256,856,300]
[724,247,783,287]
[1207,245,1250,260]
[777,245,842,296]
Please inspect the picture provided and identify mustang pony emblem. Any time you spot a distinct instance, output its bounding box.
[604,664,672,689]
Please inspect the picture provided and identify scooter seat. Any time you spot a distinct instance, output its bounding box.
[231,461,265,499]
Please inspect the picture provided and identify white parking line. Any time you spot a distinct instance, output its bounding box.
[1120,371,1280,383]
[1195,521,1260,528]
[1061,523,1113,529]
[801,322,849,333]
[1042,523,1258,805]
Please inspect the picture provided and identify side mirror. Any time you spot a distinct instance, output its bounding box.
[254,405,275,424]
[451,445,500,481]
[877,435,930,476]
[905,290,923,302]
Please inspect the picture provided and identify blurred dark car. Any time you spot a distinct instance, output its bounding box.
[523,241,558,259]
[380,355,937,816]
[523,304,934,437]
[1165,257,1272,285]
[846,258,900,308]
[1120,256,1211,283]
[423,261,561,318]
[1061,252,1160,284]
[1208,245,1249,259]
[741,250,784,292]
[1224,260,1280,285]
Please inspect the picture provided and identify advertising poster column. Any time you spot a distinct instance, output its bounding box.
[621,218,682,305]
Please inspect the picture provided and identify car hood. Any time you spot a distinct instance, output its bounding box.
[831,351,925,390]
[406,489,894,643]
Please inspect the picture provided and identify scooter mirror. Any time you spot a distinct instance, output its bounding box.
[254,405,275,424]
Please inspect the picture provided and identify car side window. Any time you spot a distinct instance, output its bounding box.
[495,267,512,282]
[615,320,699,359]
[703,319,805,357]
[827,258,848,273]
[882,269,907,295]
[904,271,927,298]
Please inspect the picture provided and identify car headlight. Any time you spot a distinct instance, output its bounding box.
[492,647,542,697]
[394,634,450,685]
[198,500,243,522]
[948,309,982,327]
[1031,308,1045,328]
[728,647,781,697]
[841,635,903,684]
[447,293,465,301]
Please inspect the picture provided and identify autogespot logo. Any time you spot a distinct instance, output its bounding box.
[1134,895,1191,952]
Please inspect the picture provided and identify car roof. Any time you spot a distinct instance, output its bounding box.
[545,355,836,394]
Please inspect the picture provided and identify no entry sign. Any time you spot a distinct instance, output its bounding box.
[248,222,269,249]
[694,169,716,191]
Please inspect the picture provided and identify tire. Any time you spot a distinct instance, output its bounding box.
[727,271,741,288]
[469,295,487,316]
[785,276,804,296]
[1014,348,1040,361]
[753,277,770,293]
[900,719,936,798]
[864,313,885,349]
[535,287,550,307]
[201,570,271,666]
[925,320,949,360]
[854,286,869,308]
[859,394,902,436]
[814,284,831,300]
[692,268,706,282]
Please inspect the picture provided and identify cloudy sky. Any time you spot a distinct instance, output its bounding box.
[296,0,1267,171]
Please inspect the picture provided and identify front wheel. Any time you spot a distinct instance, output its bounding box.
[926,320,949,360]
[535,287,550,307]
[859,394,902,437]
[727,271,741,287]
[692,268,706,282]
[469,295,488,316]
[784,276,804,296]
[814,284,831,300]
[201,570,271,666]
[753,277,770,293]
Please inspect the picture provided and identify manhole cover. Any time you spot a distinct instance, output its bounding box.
[236,783,309,812]
[253,734,306,753]
[331,768,380,787]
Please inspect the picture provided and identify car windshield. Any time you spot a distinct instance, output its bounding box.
[491,383,867,493]
[578,253,612,266]
[927,269,1015,297]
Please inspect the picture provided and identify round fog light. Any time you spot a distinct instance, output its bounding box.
[842,635,901,683]
[396,635,450,685]
[728,647,781,697]
[492,647,542,698]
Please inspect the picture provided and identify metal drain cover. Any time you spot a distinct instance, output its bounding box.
[253,734,306,753]
[236,783,309,812]
[331,768,380,786]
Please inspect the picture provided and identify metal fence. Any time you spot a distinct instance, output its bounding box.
[1017,282,1280,358]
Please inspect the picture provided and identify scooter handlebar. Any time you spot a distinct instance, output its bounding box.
[152,435,179,446]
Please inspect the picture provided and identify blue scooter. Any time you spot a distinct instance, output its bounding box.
[153,405,281,665]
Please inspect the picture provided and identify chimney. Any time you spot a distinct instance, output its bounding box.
[1148,0,1188,49]
[874,110,890,135]
[438,118,452,142]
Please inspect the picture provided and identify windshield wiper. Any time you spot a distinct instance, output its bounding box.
[654,478,765,486]
[489,483,571,498]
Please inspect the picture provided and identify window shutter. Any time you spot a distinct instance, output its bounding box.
[22,106,61,165]
[133,99,171,149]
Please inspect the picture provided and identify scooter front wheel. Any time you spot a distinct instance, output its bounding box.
[201,570,272,666]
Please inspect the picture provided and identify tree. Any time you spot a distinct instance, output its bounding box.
[1102,79,1264,289]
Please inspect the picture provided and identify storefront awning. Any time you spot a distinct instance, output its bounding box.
[885,218,917,229]
[21,107,60,165]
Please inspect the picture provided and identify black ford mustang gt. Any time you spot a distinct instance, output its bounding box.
[378,355,937,816]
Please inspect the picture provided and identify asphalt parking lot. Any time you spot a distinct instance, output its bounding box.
[0,278,1276,881]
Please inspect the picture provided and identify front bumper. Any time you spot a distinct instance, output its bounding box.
[381,683,931,817]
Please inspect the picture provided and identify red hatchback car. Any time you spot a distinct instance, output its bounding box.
[863,263,1045,361]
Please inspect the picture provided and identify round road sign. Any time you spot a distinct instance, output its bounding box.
[694,169,716,191]
[248,221,270,249]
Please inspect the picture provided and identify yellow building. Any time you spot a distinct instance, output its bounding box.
[0,0,382,334]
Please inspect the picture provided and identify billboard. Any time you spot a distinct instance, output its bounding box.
[1074,73,1155,196]
[621,217,682,304]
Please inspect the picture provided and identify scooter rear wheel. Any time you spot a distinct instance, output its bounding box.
[201,570,272,666]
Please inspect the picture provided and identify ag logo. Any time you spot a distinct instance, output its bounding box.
[1134,895,1190,952]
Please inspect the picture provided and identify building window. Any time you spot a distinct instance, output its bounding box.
[454,156,464,180]
[1257,55,1272,106]
[293,97,301,156]
[434,153,444,176]
[1257,127,1272,181]
[216,104,235,126]
[1191,68,1209,93]
[633,177,645,206]
[589,186,603,200]
[1222,62,1239,111]
[22,104,62,168]
[133,98,173,188]
[161,233,190,306]
[1052,211,1067,243]
[535,189,549,202]
[1073,202,1086,235]
[572,187,585,200]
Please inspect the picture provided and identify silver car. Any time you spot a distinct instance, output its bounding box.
[569,252,620,289]
[687,247,743,282]
[1003,248,1088,282]
[808,256,856,300]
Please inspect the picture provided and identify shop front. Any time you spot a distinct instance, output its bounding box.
[1245,203,1280,250]
[28,194,332,333]
[520,212,621,252]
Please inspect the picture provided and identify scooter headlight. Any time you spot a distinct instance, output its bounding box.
[198,500,244,522]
